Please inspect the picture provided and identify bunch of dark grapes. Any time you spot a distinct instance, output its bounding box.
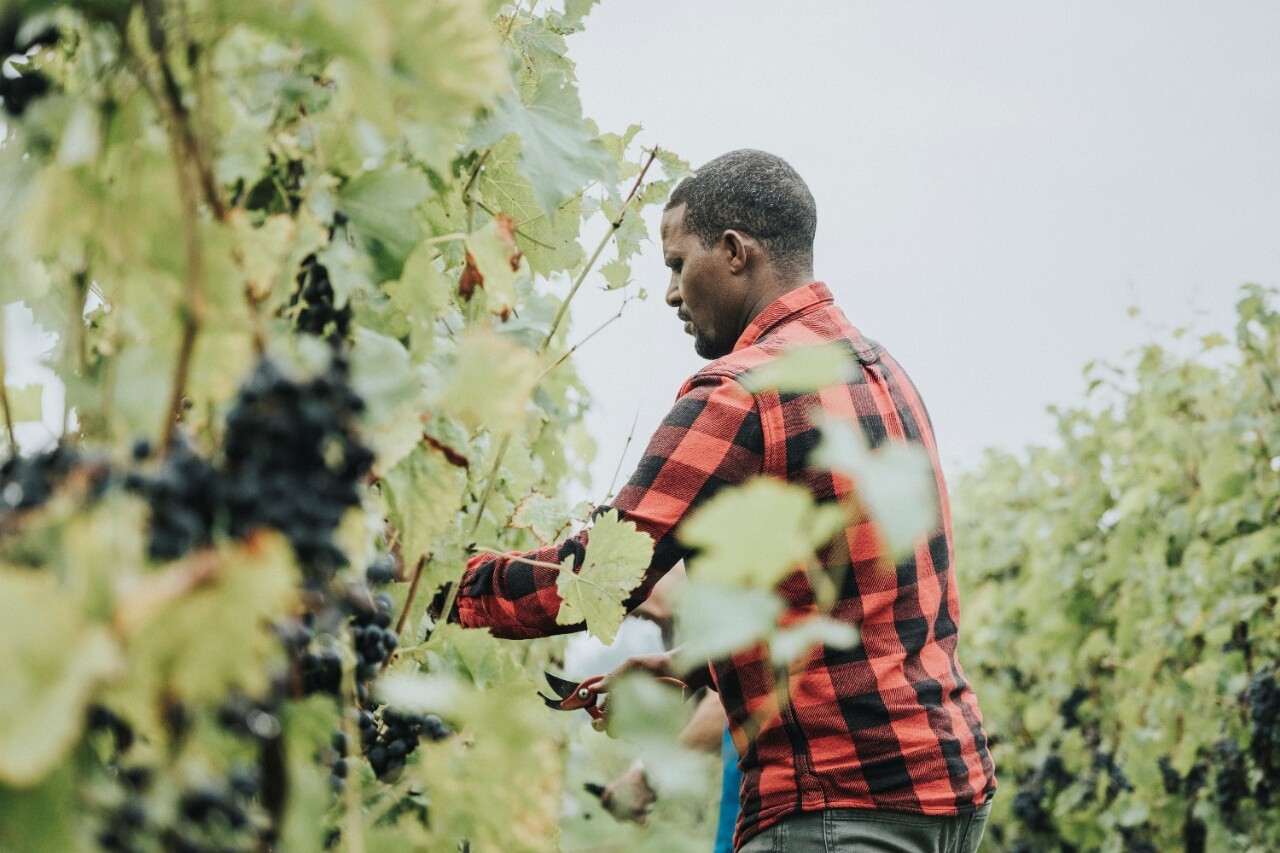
[1248,670,1279,751]
[0,12,58,118]
[1092,751,1132,800]
[1011,784,1051,833]
[366,552,396,586]
[1058,685,1089,730]
[359,706,451,781]
[351,592,398,683]
[1211,738,1247,821]
[301,647,343,697]
[0,443,100,517]
[125,435,221,561]
[162,776,260,851]
[95,798,150,853]
[290,252,352,341]
[221,357,372,582]
[126,357,373,583]
[1157,756,1182,795]
[328,730,350,793]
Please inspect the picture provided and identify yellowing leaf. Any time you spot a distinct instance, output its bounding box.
[0,569,122,787]
[738,342,857,394]
[437,330,539,433]
[465,217,524,318]
[556,510,654,643]
[678,478,846,589]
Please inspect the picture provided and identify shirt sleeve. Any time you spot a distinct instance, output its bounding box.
[454,372,764,639]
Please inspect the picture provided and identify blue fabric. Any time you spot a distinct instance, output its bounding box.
[715,727,744,853]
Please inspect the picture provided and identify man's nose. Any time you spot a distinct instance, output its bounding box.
[665,277,680,307]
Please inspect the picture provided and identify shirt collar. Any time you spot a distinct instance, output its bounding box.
[733,282,834,352]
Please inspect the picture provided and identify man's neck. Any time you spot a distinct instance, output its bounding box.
[740,272,815,331]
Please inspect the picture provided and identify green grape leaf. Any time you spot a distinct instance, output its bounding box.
[814,418,940,559]
[0,763,77,852]
[556,510,654,643]
[470,72,616,215]
[511,492,567,545]
[350,327,422,467]
[381,442,468,571]
[738,343,857,394]
[279,696,340,853]
[108,535,297,728]
[0,569,123,787]
[678,478,846,589]
[769,615,859,666]
[229,211,299,306]
[672,579,784,671]
[436,330,540,433]
[605,674,704,797]
[599,256,630,291]
[339,165,430,282]
[477,136,585,276]
[384,243,452,363]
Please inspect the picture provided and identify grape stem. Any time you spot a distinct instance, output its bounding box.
[539,146,659,352]
[0,318,16,454]
[390,555,427,658]
[603,408,641,503]
[128,2,224,454]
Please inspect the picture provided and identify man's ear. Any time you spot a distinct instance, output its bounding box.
[721,229,751,274]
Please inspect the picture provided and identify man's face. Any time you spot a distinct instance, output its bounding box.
[661,204,741,360]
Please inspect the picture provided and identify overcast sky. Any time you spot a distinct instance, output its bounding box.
[562,1,1280,496]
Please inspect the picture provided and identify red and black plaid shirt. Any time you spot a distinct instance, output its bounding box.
[456,282,996,849]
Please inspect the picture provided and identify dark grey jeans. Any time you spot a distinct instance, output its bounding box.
[738,802,991,853]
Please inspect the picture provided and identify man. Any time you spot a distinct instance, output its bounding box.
[447,150,995,851]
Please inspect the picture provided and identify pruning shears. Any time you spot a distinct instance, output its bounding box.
[538,672,690,728]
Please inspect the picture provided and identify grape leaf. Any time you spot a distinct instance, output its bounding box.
[465,214,524,318]
[556,510,654,643]
[813,418,940,559]
[477,136,585,276]
[381,442,468,571]
[340,166,430,282]
[599,256,630,290]
[0,763,77,852]
[0,569,122,787]
[107,535,297,730]
[384,243,452,363]
[470,72,616,215]
[436,330,540,433]
[511,491,567,545]
[678,478,846,590]
[738,342,857,394]
[672,579,784,670]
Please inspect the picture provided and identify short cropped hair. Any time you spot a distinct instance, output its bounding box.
[666,149,816,277]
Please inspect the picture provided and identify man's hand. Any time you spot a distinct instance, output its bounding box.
[600,648,715,694]
[597,760,656,824]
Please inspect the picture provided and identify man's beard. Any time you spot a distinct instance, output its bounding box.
[693,327,731,360]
